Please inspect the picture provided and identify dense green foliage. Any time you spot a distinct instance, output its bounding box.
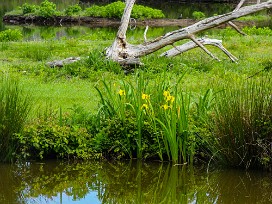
[64,4,82,16]
[0,29,22,42]
[22,3,37,15]
[7,0,165,19]
[37,0,57,18]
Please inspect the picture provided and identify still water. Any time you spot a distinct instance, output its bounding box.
[0,160,272,204]
[0,0,237,40]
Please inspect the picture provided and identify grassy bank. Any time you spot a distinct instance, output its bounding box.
[0,25,272,169]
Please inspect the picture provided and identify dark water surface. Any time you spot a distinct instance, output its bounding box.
[0,0,236,38]
[1,0,271,40]
[0,160,272,204]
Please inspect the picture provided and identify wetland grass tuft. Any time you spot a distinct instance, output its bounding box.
[209,76,272,169]
[0,75,32,162]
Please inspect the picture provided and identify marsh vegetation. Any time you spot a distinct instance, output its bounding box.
[0,0,272,170]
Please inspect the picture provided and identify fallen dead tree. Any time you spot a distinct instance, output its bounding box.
[106,0,272,65]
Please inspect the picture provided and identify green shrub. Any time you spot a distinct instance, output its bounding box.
[15,117,98,160]
[84,1,165,19]
[85,5,107,17]
[37,0,57,18]
[22,3,37,14]
[64,4,82,16]
[192,11,206,20]
[0,76,32,162]
[92,112,162,160]
[0,29,22,42]
[104,1,125,18]
[132,4,165,19]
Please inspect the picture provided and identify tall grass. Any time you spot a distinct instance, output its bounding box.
[0,75,32,162]
[209,76,272,169]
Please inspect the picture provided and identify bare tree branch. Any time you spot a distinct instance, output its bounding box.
[161,38,238,62]
[106,0,272,64]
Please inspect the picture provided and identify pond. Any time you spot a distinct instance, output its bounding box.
[0,0,238,40]
[1,160,272,204]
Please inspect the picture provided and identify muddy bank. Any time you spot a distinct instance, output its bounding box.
[3,15,264,28]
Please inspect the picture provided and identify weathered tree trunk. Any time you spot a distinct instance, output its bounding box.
[106,0,272,65]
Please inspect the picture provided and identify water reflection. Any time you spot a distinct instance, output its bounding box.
[4,25,178,41]
[0,160,272,203]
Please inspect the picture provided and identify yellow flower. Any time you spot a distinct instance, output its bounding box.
[163,90,170,98]
[141,104,148,109]
[170,96,175,103]
[118,89,125,96]
[162,104,169,110]
[166,95,172,102]
[142,93,150,100]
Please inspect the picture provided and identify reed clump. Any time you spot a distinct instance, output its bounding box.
[209,77,272,169]
[0,75,32,162]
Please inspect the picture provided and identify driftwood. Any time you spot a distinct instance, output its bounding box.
[106,0,272,65]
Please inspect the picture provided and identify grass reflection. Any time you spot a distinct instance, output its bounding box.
[0,161,270,203]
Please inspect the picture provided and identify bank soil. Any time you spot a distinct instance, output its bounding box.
[3,15,256,28]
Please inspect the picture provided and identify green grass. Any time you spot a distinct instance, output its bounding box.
[0,26,272,166]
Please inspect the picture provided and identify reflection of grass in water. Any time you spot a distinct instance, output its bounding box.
[5,160,272,203]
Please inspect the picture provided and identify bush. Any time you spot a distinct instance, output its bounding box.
[85,5,107,17]
[192,11,206,20]
[92,114,160,160]
[0,29,22,42]
[22,3,36,14]
[84,1,165,19]
[132,4,165,19]
[37,0,57,18]
[15,117,98,160]
[64,4,82,16]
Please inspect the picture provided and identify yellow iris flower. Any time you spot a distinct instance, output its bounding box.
[141,104,148,109]
[162,104,169,110]
[118,89,125,96]
[142,93,150,100]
